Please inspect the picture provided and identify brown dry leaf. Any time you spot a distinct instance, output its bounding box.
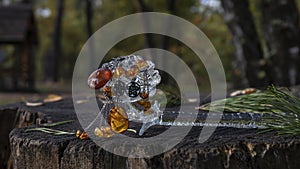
[44,94,63,103]
[230,88,257,97]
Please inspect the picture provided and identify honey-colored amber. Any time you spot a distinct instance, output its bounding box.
[76,130,82,138]
[136,59,147,69]
[137,100,151,111]
[108,106,128,133]
[139,92,149,99]
[94,126,114,138]
[125,65,139,77]
[113,66,125,78]
[80,132,89,139]
[87,68,113,89]
[102,86,112,98]
[76,130,89,140]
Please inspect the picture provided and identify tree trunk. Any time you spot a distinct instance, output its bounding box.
[86,0,93,38]
[221,0,268,88]
[85,0,96,69]
[161,0,176,50]
[46,0,64,82]
[136,0,178,85]
[7,97,300,169]
[2,0,10,6]
[136,0,155,49]
[260,0,300,86]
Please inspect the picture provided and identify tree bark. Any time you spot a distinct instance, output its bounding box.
[7,98,300,169]
[221,0,268,88]
[260,0,300,86]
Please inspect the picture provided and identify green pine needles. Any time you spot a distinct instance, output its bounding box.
[199,85,300,135]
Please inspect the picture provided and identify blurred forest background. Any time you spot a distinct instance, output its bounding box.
[1,0,300,95]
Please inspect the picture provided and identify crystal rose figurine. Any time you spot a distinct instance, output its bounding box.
[88,55,162,136]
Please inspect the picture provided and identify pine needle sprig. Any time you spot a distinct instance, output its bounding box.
[199,91,275,114]
[199,85,300,135]
[25,127,74,135]
[40,120,74,127]
[260,86,300,135]
[25,120,75,135]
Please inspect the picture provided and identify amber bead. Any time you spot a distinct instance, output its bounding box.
[125,65,139,77]
[103,86,112,98]
[108,106,128,133]
[139,92,149,99]
[87,68,113,89]
[76,130,89,140]
[80,132,89,139]
[76,130,82,138]
[94,126,114,138]
[136,59,147,69]
[137,100,151,111]
[113,66,125,78]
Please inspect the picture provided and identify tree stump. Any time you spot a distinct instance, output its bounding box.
[5,98,300,169]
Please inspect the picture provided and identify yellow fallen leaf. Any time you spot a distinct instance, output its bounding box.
[44,94,63,103]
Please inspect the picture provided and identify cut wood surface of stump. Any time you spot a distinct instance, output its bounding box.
[3,98,300,169]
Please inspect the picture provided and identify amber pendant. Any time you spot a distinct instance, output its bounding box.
[87,68,113,89]
[108,106,129,133]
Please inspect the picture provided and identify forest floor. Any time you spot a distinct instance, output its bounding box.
[0,81,72,106]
